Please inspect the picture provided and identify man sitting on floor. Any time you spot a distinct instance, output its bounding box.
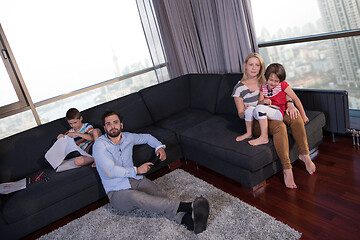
[93,110,210,234]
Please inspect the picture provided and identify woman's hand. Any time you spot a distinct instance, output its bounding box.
[234,97,246,119]
[286,103,299,120]
[302,114,309,124]
[238,112,245,119]
[238,105,251,119]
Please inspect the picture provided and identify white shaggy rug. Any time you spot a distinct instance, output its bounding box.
[38,169,301,240]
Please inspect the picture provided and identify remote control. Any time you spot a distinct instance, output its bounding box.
[152,156,160,167]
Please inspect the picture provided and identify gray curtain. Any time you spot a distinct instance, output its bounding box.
[138,0,258,78]
[136,0,170,82]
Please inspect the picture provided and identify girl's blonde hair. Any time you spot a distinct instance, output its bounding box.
[240,52,266,85]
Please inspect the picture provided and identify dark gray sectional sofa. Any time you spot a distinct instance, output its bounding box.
[0,73,326,239]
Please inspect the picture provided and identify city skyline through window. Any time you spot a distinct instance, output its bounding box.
[0,0,167,139]
[251,0,360,110]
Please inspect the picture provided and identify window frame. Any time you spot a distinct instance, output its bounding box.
[0,23,167,125]
[257,29,360,48]
[0,24,35,119]
[257,28,360,124]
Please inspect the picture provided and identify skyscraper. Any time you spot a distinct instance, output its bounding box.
[317,0,360,87]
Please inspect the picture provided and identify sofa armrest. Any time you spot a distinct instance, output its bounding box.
[294,88,349,135]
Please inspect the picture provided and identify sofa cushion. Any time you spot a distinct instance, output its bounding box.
[133,125,183,175]
[189,74,222,113]
[81,92,154,132]
[301,110,326,136]
[286,110,326,159]
[216,73,243,116]
[180,109,326,174]
[156,109,213,135]
[135,125,180,153]
[0,120,68,183]
[180,115,276,172]
[140,75,190,122]
[1,167,103,224]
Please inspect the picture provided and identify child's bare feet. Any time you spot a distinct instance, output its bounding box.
[91,162,96,168]
[299,154,316,175]
[283,168,297,189]
[248,137,269,146]
[236,133,252,142]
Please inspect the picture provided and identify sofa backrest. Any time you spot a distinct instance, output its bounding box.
[0,73,241,183]
[0,92,154,183]
[0,118,69,182]
[189,74,222,113]
[81,92,154,132]
[139,75,191,122]
[216,73,243,116]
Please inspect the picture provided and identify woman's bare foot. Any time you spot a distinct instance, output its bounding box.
[236,133,252,142]
[248,137,269,146]
[283,168,297,189]
[299,154,316,175]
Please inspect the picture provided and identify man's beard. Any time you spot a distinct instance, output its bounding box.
[106,128,121,137]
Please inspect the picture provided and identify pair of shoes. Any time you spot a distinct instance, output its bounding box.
[192,196,210,234]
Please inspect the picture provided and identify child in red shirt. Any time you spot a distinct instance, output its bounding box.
[250,63,316,189]
[249,63,308,146]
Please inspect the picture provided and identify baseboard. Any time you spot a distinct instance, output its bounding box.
[309,147,319,159]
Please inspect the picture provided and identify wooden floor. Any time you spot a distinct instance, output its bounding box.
[24,133,360,240]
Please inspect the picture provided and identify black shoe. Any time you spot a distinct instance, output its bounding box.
[181,212,194,231]
[192,196,210,234]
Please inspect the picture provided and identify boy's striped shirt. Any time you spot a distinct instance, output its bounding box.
[66,123,94,153]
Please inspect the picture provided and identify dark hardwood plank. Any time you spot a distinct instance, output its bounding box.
[178,134,360,240]
[22,134,360,240]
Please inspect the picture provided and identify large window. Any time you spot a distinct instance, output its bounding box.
[0,61,17,107]
[0,0,168,139]
[251,0,360,110]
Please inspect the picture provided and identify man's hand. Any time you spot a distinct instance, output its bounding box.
[156,148,166,161]
[137,162,153,174]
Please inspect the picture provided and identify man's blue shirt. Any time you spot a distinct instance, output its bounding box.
[93,132,164,194]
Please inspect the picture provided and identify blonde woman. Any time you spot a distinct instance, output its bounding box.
[232,52,266,142]
[232,53,314,189]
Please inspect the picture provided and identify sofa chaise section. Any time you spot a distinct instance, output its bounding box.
[180,111,325,189]
[179,73,326,189]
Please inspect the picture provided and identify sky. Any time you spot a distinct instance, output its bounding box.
[0,60,18,106]
[250,0,322,35]
[0,0,151,103]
